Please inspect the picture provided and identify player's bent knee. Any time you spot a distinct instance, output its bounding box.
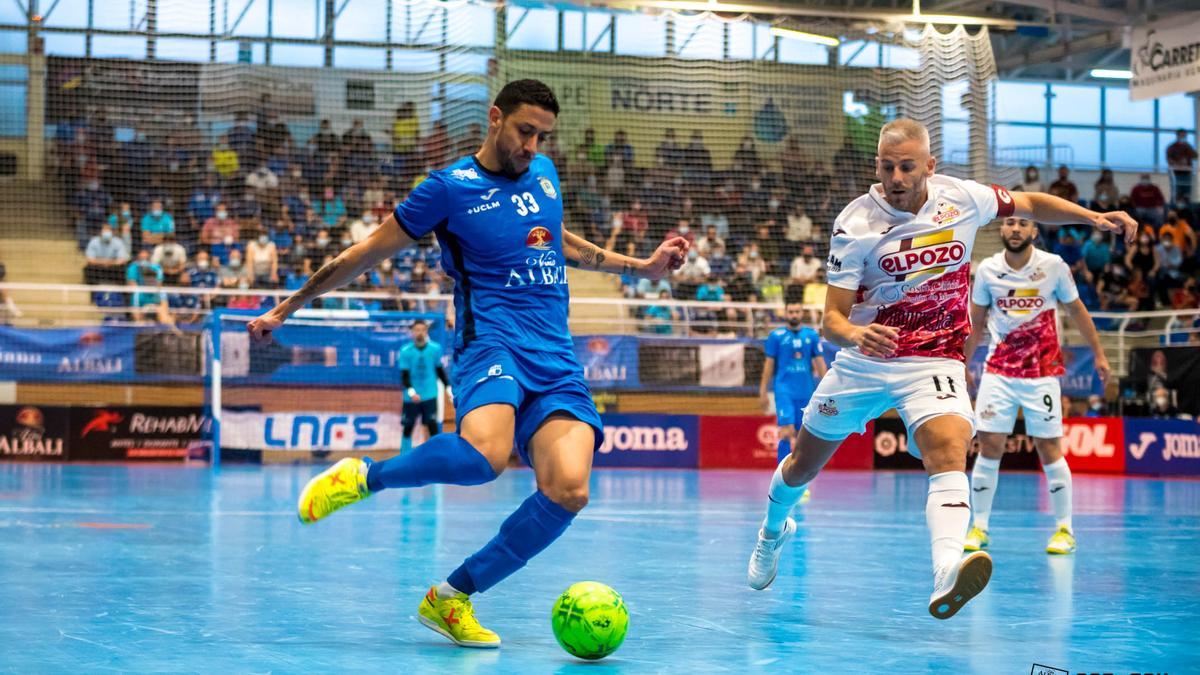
[545,484,589,513]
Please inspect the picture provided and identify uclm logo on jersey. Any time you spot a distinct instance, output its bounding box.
[879,229,966,281]
[996,288,1045,315]
[526,226,553,250]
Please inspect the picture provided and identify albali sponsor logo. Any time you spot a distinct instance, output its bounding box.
[599,424,689,454]
[0,406,64,456]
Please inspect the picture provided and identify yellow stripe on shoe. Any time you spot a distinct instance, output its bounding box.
[1046,527,1076,555]
[417,586,501,648]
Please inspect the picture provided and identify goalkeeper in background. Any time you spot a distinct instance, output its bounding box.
[399,318,450,452]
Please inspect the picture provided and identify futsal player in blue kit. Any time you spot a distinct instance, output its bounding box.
[247,80,688,648]
[397,319,449,452]
[760,302,826,463]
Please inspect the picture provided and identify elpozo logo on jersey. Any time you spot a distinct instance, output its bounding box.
[996,289,1045,315]
[932,199,960,225]
[537,176,557,200]
[879,229,966,281]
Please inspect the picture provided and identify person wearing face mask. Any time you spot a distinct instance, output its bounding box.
[211,231,244,267]
[1092,169,1120,211]
[739,242,767,283]
[75,177,111,249]
[151,233,188,283]
[1150,386,1180,418]
[1130,173,1167,228]
[246,229,279,287]
[308,229,335,272]
[1081,230,1111,277]
[219,249,247,289]
[201,202,239,246]
[126,248,165,321]
[1083,394,1108,418]
[1159,211,1197,260]
[188,250,218,289]
[85,224,131,286]
[1016,165,1043,193]
[316,185,346,229]
[789,245,822,286]
[1125,232,1161,294]
[1154,231,1186,303]
[761,302,827,477]
[665,218,696,247]
[349,210,380,244]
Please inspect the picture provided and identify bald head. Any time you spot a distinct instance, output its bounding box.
[878,119,930,154]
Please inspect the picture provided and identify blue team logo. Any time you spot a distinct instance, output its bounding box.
[538,176,557,200]
[526,226,554,250]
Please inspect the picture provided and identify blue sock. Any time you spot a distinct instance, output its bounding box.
[400,435,413,454]
[777,438,791,462]
[447,491,576,595]
[365,433,496,492]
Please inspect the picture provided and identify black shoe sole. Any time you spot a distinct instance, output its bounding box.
[928,551,992,620]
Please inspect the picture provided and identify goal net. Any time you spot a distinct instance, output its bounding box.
[207,310,448,466]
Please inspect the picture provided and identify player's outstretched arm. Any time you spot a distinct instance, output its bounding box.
[1064,298,1112,386]
[821,286,898,358]
[562,228,688,280]
[247,213,414,342]
[1009,191,1137,244]
[961,301,990,390]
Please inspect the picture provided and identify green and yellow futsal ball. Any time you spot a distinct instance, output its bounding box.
[551,581,629,660]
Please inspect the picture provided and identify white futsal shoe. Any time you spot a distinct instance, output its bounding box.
[747,517,796,590]
[928,551,993,620]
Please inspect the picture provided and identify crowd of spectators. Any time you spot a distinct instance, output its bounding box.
[56,103,1200,336]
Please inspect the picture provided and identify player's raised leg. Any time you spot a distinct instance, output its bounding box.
[419,413,594,648]
[297,403,510,524]
[916,416,992,619]
[965,432,1006,551]
[1034,436,1075,554]
[748,426,840,590]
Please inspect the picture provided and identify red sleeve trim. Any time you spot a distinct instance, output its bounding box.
[992,184,1015,218]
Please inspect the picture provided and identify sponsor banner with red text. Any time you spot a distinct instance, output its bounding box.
[70,406,209,461]
[1061,417,1124,473]
[698,415,871,469]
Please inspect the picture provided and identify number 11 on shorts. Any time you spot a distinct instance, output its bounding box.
[932,376,958,396]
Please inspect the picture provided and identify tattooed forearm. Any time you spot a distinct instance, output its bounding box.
[578,245,596,267]
[291,256,344,307]
[594,250,606,269]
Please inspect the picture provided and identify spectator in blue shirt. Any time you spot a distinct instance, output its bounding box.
[1081,231,1111,276]
[316,185,346,229]
[696,277,726,302]
[644,290,676,334]
[126,249,169,323]
[1053,229,1083,270]
[140,200,175,246]
[188,175,221,227]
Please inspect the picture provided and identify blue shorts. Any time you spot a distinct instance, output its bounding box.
[451,341,603,466]
[775,389,813,428]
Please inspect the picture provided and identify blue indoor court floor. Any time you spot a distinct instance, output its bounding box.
[0,464,1197,674]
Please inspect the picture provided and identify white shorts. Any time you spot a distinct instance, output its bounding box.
[974,372,1063,438]
[801,353,974,458]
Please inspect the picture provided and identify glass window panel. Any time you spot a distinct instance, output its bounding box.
[270,43,324,67]
[881,44,919,70]
[44,33,86,56]
[1158,93,1196,131]
[155,38,213,62]
[1104,130,1155,171]
[942,120,969,164]
[994,123,1047,166]
[1050,127,1100,168]
[616,12,666,57]
[673,15,722,60]
[397,1,443,44]
[43,0,88,27]
[0,30,25,55]
[505,7,557,51]
[1050,84,1100,125]
[392,49,439,72]
[586,10,612,53]
[90,36,147,59]
[213,40,241,63]
[779,36,828,65]
[446,5,495,48]
[334,47,386,70]
[443,82,490,101]
[995,81,1046,123]
[561,10,582,51]
[335,0,386,40]
[755,24,774,59]
[272,0,318,39]
[0,83,25,136]
[444,52,489,74]
[0,2,25,23]
[157,2,212,34]
[942,79,969,121]
[1104,87,1153,128]
[223,0,267,36]
[0,65,27,81]
[725,20,753,60]
[93,0,148,30]
[839,40,880,67]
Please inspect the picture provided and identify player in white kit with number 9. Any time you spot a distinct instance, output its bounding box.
[745,119,1136,619]
[962,216,1112,556]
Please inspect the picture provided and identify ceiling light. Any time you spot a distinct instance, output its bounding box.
[1090,68,1132,79]
[769,26,840,47]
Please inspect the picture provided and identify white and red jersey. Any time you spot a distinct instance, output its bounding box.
[972,248,1079,378]
[825,173,1015,361]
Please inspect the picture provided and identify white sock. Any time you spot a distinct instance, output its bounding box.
[970,456,1001,531]
[1042,457,1073,531]
[927,471,972,574]
[436,581,461,599]
[762,459,807,538]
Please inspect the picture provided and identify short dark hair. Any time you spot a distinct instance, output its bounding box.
[493,79,559,116]
[411,319,428,328]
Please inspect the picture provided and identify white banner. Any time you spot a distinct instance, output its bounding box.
[1131,15,1200,101]
[220,411,413,451]
[698,343,746,388]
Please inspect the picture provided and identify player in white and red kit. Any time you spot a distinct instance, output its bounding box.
[746,119,1135,619]
[961,216,1112,556]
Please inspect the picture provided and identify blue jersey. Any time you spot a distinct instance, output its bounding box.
[394,155,570,357]
[764,326,822,398]
[399,339,444,402]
